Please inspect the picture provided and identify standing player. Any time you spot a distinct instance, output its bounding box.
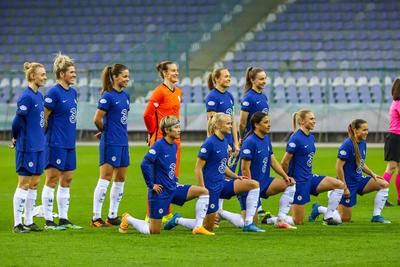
[119,116,213,235]
[195,113,263,232]
[281,109,345,225]
[91,64,130,227]
[11,62,47,233]
[143,61,181,221]
[41,53,82,230]
[238,67,269,216]
[220,112,296,228]
[382,78,400,205]
[309,119,390,223]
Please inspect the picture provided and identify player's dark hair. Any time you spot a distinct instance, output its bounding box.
[207,67,228,90]
[292,109,313,131]
[391,78,400,101]
[348,119,368,168]
[243,111,268,140]
[160,115,180,136]
[53,53,74,80]
[245,67,265,93]
[156,61,175,79]
[100,64,128,95]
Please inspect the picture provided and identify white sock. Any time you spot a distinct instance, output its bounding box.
[24,189,37,225]
[325,188,344,219]
[218,199,224,210]
[57,186,70,220]
[317,206,342,223]
[126,215,150,234]
[195,195,209,228]
[93,179,110,220]
[41,185,55,221]
[220,210,244,228]
[278,185,296,218]
[245,188,260,225]
[108,181,124,219]
[13,188,28,226]
[176,218,197,229]
[373,188,389,216]
[317,206,327,215]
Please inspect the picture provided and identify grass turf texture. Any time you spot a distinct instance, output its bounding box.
[1,144,400,266]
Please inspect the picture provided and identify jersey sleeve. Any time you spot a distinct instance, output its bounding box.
[125,92,131,111]
[269,140,273,155]
[145,143,159,162]
[240,139,254,160]
[143,88,164,133]
[198,140,212,160]
[241,94,253,112]
[286,135,298,154]
[44,88,59,110]
[205,93,218,112]
[97,93,111,111]
[16,94,32,116]
[337,141,352,160]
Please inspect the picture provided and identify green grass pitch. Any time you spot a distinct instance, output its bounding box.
[1,144,400,266]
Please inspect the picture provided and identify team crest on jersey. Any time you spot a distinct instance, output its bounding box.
[149,149,156,155]
[207,101,215,106]
[99,98,107,104]
[45,97,53,103]
[242,101,250,106]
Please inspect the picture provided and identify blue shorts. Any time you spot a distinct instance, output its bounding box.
[238,177,274,211]
[100,144,130,167]
[148,184,191,219]
[207,179,236,214]
[46,146,76,171]
[293,174,325,205]
[340,176,371,207]
[16,151,45,176]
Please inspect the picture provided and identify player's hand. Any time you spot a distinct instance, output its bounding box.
[372,174,383,180]
[233,144,240,157]
[94,131,101,140]
[146,133,153,146]
[344,187,350,199]
[237,175,249,180]
[152,184,163,194]
[9,138,16,149]
[284,176,296,186]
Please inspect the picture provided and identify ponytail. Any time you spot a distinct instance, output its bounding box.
[100,64,128,95]
[207,67,227,90]
[347,119,368,168]
[292,109,312,132]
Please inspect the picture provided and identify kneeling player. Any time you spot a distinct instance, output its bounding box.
[119,116,213,235]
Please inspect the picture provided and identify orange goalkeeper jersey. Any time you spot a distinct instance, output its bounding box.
[143,83,182,142]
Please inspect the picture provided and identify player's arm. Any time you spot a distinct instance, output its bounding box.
[10,115,24,148]
[238,110,249,141]
[231,111,240,153]
[195,157,206,187]
[281,152,293,174]
[240,159,252,179]
[143,89,163,136]
[271,154,294,185]
[362,163,382,180]
[336,158,350,198]
[93,109,106,140]
[140,156,163,194]
[44,107,52,131]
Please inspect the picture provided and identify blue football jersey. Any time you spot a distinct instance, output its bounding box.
[241,89,269,137]
[143,138,178,192]
[44,84,78,149]
[97,89,130,146]
[197,134,229,192]
[286,129,316,183]
[337,138,367,186]
[239,133,273,186]
[205,88,235,146]
[14,87,45,152]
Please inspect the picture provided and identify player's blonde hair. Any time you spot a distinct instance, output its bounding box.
[292,109,313,131]
[207,112,230,135]
[23,62,45,82]
[207,67,227,90]
[160,115,180,136]
[53,53,74,79]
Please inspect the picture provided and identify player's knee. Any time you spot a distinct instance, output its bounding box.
[335,180,345,189]
[249,179,259,189]
[115,177,125,182]
[200,187,209,195]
